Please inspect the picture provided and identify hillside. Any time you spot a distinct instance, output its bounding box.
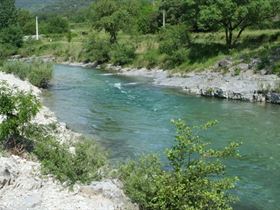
[15,0,56,11]
[40,0,94,14]
[16,0,94,13]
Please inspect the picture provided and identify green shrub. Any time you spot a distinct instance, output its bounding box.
[159,25,190,56]
[32,133,107,185]
[1,61,53,88]
[0,82,40,147]
[119,120,240,210]
[42,16,70,34]
[0,44,18,60]
[28,62,53,88]
[0,25,23,48]
[110,43,136,65]
[142,49,159,69]
[83,35,111,63]
[164,48,189,68]
[272,60,280,75]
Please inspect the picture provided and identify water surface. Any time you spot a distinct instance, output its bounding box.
[43,65,280,210]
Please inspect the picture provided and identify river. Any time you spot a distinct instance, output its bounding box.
[43,64,280,210]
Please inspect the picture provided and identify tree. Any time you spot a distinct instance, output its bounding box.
[0,0,17,30]
[0,25,23,48]
[43,16,70,34]
[120,119,241,210]
[17,9,35,35]
[90,0,128,43]
[199,0,280,48]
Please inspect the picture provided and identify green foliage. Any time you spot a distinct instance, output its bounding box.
[17,9,35,35]
[119,155,163,209]
[199,0,280,47]
[272,61,280,75]
[42,16,70,34]
[0,25,23,48]
[0,0,17,30]
[119,120,240,210]
[0,44,18,59]
[110,43,136,65]
[28,124,107,185]
[164,48,189,68]
[90,0,128,43]
[159,25,190,68]
[142,49,160,69]
[0,82,40,143]
[159,25,190,55]
[83,35,111,63]
[1,61,53,88]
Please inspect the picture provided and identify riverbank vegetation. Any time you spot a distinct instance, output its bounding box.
[1,0,280,74]
[0,61,53,88]
[0,82,107,185]
[119,120,241,210]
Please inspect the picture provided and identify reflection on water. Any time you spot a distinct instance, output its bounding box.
[43,65,280,210]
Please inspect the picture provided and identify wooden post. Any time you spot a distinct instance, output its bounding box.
[36,16,39,40]
[162,10,166,27]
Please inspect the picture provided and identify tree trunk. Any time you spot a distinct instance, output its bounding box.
[110,32,117,44]
[225,27,233,49]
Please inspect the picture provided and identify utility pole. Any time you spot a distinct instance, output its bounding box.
[36,16,39,40]
[162,10,166,27]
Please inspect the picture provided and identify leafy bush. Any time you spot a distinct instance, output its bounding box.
[0,82,40,149]
[164,48,189,68]
[83,35,111,63]
[159,25,190,56]
[141,49,159,69]
[30,128,107,185]
[0,25,23,48]
[41,16,70,34]
[119,120,240,210]
[0,44,18,59]
[110,43,136,65]
[1,61,53,88]
[272,61,280,75]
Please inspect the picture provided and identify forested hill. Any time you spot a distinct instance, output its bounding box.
[16,0,94,13]
[15,0,56,11]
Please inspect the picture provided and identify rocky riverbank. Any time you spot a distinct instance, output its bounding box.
[0,72,138,210]
[105,60,280,104]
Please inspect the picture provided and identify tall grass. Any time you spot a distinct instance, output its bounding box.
[1,61,53,88]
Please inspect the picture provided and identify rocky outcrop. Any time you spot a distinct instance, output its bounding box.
[106,63,280,104]
[266,92,280,104]
[0,156,137,210]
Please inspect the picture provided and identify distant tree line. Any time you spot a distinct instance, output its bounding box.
[87,0,280,47]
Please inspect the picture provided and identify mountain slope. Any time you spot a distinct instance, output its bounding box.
[16,0,94,13]
[16,0,56,11]
[39,0,94,15]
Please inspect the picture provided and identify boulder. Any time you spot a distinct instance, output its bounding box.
[266,92,280,104]
[218,59,232,68]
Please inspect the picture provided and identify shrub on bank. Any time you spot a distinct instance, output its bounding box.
[28,125,107,185]
[0,82,40,152]
[110,43,136,65]
[119,120,240,210]
[83,35,111,64]
[159,25,190,56]
[1,61,53,88]
[0,82,107,185]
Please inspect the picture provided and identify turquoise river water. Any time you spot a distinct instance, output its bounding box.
[43,65,280,210]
